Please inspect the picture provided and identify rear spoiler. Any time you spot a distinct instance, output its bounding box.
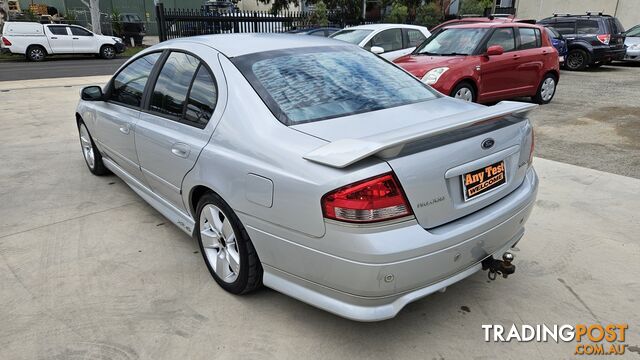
[303,101,537,168]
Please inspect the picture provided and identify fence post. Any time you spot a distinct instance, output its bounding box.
[155,0,166,42]
[252,11,258,33]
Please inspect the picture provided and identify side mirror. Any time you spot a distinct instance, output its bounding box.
[370,46,385,55]
[486,45,504,56]
[81,86,104,101]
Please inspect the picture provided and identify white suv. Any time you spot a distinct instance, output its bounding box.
[1,22,124,61]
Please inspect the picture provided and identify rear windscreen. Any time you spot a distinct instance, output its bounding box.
[232,46,438,125]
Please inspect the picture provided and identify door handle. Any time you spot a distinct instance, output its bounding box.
[512,54,520,60]
[119,123,131,135]
[73,37,79,40]
[50,36,57,39]
[171,143,190,158]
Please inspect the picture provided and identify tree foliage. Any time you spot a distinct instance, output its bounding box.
[415,2,440,29]
[384,1,408,24]
[460,0,492,15]
[309,0,328,26]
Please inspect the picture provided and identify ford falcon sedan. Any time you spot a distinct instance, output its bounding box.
[75,34,538,321]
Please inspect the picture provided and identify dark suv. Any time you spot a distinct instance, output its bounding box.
[538,12,626,70]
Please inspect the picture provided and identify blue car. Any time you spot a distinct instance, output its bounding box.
[544,26,568,64]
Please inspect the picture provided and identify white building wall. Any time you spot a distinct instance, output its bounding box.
[516,0,639,28]
[237,0,300,12]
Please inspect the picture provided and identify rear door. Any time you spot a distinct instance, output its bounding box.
[365,28,406,60]
[69,26,97,53]
[135,48,224,211]
[514,27,546,94]
[478,27,521,100]
[44,25,73,53]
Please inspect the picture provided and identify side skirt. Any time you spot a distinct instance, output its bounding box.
[103,158,196,237]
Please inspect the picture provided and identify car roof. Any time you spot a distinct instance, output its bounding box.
[445,22,540,29]
[161,33,355,57]
[342,23,428,31]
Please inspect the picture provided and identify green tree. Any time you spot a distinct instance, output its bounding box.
[384,1,408,24]
[416,2,440,28]
[460,0,492,15]
[309,0,328,26]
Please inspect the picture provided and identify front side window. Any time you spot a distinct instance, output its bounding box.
[150,52,200,118]
[486,27,516,52]
[577,20,600,34]
[330,29,373,44]
[111,52,161,107]
[627,26,640,37]
[366,28,403,52]
[519,28,540,49]
[415,27,489,55]
[48,26,69,35]
[70,27,92,36]
[406,29,427,47]
[232,47,437,125]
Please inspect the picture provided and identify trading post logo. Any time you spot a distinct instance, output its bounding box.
[482,323,629,355]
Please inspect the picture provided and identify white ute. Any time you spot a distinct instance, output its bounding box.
[1,22,125,61]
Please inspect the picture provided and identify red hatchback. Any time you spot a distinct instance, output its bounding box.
[394,23,560,104]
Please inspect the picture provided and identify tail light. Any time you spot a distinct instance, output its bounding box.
[322,173,413,223]
[528,128,535,166]
[1,37,11,46]
[596,34,611,45]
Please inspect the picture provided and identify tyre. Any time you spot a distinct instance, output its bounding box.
[196,193,262,294]
[565,49,589,71]
[450,81,476,102]
[78,121,109,175]
[26,45,46,62]
[100,45,116,59]
[532,73,557,105]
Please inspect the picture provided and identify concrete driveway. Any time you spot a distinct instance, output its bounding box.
[0,79,639,359]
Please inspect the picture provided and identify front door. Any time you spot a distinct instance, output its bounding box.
[514,27,546,95]
[95,52,162,181]
[479,27,520,101]
[135,50,221,210]
[69,26,96,53]
[44,25,73,53]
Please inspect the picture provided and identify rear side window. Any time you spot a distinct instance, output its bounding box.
[554,22,576,35]
[150,52,200,118]
[184,66,217,128]
[519,28,541,49]
[48,26,68,35]
[70,27,92,36]
[486,27,516,52]
[406,29,427,47]
[111,52,161,107]
[366,28,403,52]
[576,20,600,34]
[232,46,437,125]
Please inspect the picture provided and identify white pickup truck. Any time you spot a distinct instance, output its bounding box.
[1,22,125,61]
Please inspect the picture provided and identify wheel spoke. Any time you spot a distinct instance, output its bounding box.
[221,218,233,239]
[226,245,240,274]
[208,207,224,233]
[201,229,221,249]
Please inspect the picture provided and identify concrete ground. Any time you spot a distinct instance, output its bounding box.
[1,75,639,359]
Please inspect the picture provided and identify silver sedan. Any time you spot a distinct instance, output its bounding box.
[75,34,538,321]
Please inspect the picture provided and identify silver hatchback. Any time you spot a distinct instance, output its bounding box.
[75,34,538,321]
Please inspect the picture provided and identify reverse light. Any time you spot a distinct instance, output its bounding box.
[596,34,611,45]
[422,67,449,85]
[322,173,413,223]
[1,37,11,46]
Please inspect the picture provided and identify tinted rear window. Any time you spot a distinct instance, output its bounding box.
[576,20,600,34]
[232,46,437,125]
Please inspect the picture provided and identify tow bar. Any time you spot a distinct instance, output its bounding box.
[482,252,515,281]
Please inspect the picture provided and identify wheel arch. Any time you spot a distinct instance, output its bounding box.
[188,185,217,218]
[26,44,48,55]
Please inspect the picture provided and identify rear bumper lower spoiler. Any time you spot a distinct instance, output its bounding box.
[303,101,537,168]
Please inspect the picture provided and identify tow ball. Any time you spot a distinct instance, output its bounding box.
[482,252,515,281]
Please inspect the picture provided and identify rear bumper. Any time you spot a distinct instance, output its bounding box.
[245,167,539,321]
[623,48,640,61]
[0,48,10,54]
[592,47,626,62]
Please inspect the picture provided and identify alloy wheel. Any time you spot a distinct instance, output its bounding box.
[103,47,115,58]
[79,124,95,169]
[30,48,44,61]
[199,204,240,283]
[567,52,583,70]
[454,87,473,102]
[540,77,556,102]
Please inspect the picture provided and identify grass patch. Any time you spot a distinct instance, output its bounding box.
[120,46,147,57]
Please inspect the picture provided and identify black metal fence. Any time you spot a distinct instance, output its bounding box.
[155,3,380,42]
